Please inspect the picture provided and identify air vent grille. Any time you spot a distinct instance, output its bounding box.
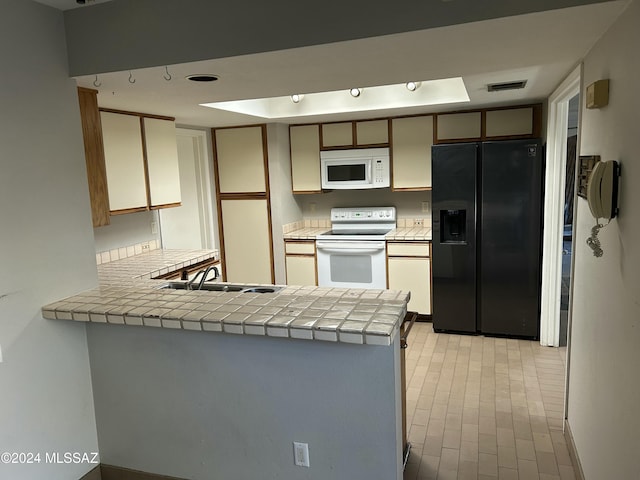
[487,80,527,92]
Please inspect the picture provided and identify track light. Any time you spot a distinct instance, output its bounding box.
[406,81,421,91]
[349,88,362,97]
[290,94,303,103]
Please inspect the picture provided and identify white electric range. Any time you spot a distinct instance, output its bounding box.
[316,207,396,289]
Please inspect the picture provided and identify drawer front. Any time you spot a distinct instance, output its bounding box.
[387,242,430,257]
[285,241,316,255]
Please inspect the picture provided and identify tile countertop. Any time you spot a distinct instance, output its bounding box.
[43,249,409,346]
[283,226,432,241]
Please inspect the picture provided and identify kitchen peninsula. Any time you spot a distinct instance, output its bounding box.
[42,250,408,480]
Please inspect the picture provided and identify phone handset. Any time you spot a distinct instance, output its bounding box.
[585,160,620,257]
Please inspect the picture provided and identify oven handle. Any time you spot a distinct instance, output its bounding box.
[316,241,386,253]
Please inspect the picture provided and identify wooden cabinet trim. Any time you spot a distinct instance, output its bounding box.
[99,107,175,122]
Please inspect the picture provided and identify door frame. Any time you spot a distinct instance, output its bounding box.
[540,65,581,347]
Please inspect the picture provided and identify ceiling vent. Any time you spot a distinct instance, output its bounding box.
[487,80,527,92]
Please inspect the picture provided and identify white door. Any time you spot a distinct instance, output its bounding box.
[159,129,215,250]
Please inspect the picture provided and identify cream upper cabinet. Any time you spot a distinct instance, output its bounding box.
[356,119,389,145]
[285,241,317,286]
[321,122,353,148]
[100,111,147,212]
[387,242,431,315]
[220,198,272,284]
[436,111,482,141]
[290,124,321,193]
[391,116,433,190]
[485,107,534,137]
[143,117,181,207]
[215,126,266,193]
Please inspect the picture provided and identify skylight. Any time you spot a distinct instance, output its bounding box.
[201,77,470,119]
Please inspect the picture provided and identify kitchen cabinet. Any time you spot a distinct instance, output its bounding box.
[77,87,110,227]
[290,124,322,193]
[213,124,274,284]
[100,111,148,213]
[144,117,181,207]
[215,125,267,194]
[100,110,182,214]
[485,106,536,138]
[285,240,317,286]
[387,242,431,315]
[391,115,433,190]
[321,122,353,148]
[220,198,273,284]
[356,119,389,146]
[436,111,482,142]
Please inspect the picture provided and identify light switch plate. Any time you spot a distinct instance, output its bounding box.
[293,442,310,467]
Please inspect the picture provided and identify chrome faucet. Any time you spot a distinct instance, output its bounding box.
[195,265,219,290]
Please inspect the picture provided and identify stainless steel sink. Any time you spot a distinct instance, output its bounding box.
[159,282,282,293]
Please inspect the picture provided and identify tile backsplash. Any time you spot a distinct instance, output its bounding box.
[96,239,160,265]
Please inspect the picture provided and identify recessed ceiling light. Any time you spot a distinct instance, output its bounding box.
[406,81,421,91]
[290,94,303,103]
[186,74,219,82]
[349,88,362,97]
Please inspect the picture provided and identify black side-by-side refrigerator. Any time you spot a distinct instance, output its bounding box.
[431,139,543,338]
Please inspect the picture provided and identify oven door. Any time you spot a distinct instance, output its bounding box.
[316,240,387,289]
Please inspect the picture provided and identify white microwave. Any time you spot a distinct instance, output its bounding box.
[320,148,390,189]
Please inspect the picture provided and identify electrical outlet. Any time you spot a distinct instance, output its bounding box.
[413,219,423,226]
[293,442,310,468]
[141,243,150,252]
[421,201,430,213]
[151,222,158,235]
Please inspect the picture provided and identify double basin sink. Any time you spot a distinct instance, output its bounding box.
[160,282,283,294]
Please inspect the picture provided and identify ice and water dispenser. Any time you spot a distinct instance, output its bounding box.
[440,210,467,243]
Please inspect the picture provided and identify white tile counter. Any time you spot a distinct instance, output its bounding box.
[43,249,409,346]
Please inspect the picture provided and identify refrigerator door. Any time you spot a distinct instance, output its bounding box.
[432,143,478,333]
[480,140,543,338]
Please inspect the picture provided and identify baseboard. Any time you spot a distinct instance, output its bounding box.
[416,314,432,322]
[78,465,187,480]
[564,420,586,480]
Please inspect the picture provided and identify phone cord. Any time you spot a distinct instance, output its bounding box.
[586,221,604,257]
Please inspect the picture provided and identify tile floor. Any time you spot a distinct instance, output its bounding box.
[403,322,575,480]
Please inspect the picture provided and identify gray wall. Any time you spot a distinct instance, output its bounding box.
[0,1,99,479]
[63,0,615,76]
[87,324,402,480]
[93,210,161,253]
[267,123,305,284]
[567,0,640,477]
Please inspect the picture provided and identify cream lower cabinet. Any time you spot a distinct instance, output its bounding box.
[284,240,317,286]
[220,199,273,284]
[387,242,431,315]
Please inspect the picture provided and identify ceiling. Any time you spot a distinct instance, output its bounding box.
[74,1,626,128]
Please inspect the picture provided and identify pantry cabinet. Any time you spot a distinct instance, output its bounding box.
[285,241,317,286]
[387,242,431,315]
[391,115,433,190]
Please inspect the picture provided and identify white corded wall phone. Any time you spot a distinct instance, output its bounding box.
[586,160,620,257]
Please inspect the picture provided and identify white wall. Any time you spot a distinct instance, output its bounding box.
[0,1,99,479]
[93,210,161,253]
[567,1,640,478]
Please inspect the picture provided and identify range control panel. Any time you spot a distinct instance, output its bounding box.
[330,207,396,222]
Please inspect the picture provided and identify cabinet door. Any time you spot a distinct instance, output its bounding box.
[290,125,321,193]
[356,119,389,146]
[436,111,482,141]
[321,122,353,148]
[391,116,433,190]
[485,107,534,138]
[144,117,181,207]
[220,198,273,284]
[100,111,147,213]
[215,126,266,193]
[285,255,317,286]
[388,256,431,315]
